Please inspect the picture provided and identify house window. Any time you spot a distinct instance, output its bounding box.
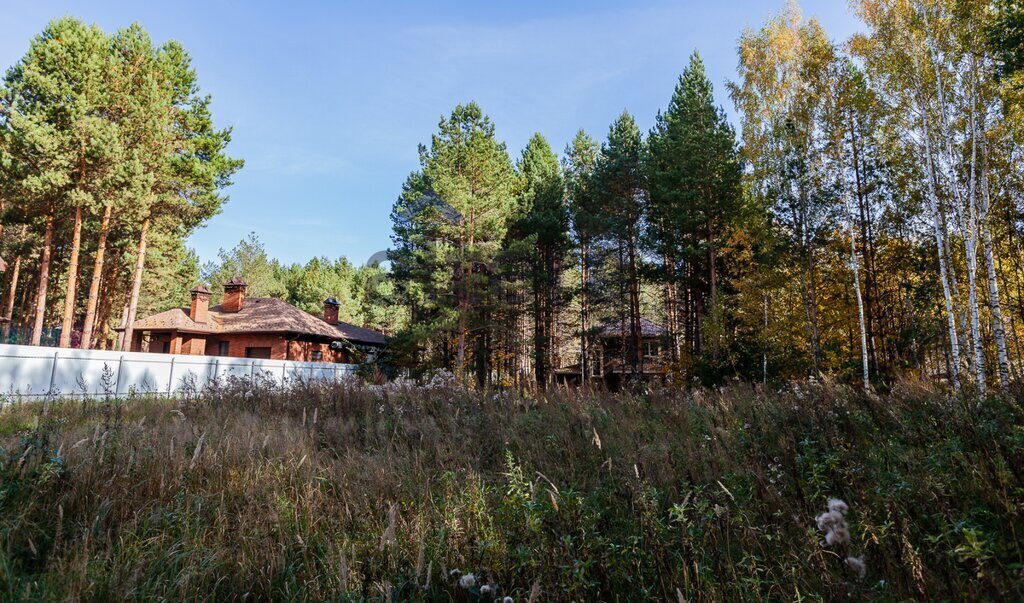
[644,341,660,358]
[218,341,230,356]
[245,347,272,359]
[161,341,171,354]
[311,350,323,362]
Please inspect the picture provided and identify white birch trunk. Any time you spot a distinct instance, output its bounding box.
[763,293,768,385]
[919,97,962,390]
[925,9,986,394]
[964,71,986,396]
[845,191,870,390]
[909,14,964,389]
[979,133,1011,391]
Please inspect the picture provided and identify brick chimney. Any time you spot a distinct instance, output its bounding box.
[223,277,247,313]
[189,285,212,323]
[323,297,340,325]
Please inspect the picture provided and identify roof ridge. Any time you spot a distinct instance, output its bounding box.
[130,295,385,344]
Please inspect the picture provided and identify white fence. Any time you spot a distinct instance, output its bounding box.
[0,343,359,399]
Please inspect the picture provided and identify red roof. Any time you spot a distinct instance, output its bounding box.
[129,297,386,345]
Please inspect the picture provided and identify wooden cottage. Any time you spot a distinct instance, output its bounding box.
[554,318,670,389]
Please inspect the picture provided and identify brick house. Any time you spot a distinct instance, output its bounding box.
[121,278,385,363]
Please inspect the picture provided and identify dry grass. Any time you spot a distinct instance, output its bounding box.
[1,375,1023,601]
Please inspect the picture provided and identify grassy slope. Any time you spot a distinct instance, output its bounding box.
[1,377,1022,601]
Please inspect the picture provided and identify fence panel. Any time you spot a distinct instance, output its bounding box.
[0,343,358,399]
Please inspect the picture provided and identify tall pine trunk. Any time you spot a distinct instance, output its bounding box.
[2,254,22,343]
[617,242,628,377]
[456,275,467,384]
[118,215,149,351]
[662,251,678,363]
[579,241,590,383]
[539,248,557,388]
[708,230,719,358]
[709,233,718,310]
[96,247,122,351]
[533,256,546,388]
[58,204,83,347]
[626,230,641,377]
[80,204,112,350]
[2,225,27,343]
[30,210,54,346]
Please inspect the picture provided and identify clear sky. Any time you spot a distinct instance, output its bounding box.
[3,1,862,267]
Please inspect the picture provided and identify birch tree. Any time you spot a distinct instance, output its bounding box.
[853,0,963,389]
[827,63,872,390]
[731,3,838,375]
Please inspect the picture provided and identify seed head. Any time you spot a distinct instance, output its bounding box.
[815,510,845,532]
[459,573,476,589]
[828,498,849,516]
[845,555,867,578]
[825,524,850,546]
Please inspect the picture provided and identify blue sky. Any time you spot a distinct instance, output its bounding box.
[3,1,861,267]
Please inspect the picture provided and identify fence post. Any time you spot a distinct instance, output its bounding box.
[47,351,59,398]
[281,363,287,388]
[114,355,125,396]
[167,356,176,396]
[250,360,256,381]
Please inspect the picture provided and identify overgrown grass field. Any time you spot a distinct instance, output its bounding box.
[1,377,1023,601]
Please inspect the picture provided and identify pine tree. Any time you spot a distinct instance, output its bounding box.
[648,52,742,363]
[593,111,646,379]
[389,103,515,383]
[0,18,116,346]
[563,130,601,381]
[507,133,568,388]
[114,26,242,349]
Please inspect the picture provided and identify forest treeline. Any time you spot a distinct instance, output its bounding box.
[5,1,1024,394]
[386,0,1024,392]
[199,233,403,333]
